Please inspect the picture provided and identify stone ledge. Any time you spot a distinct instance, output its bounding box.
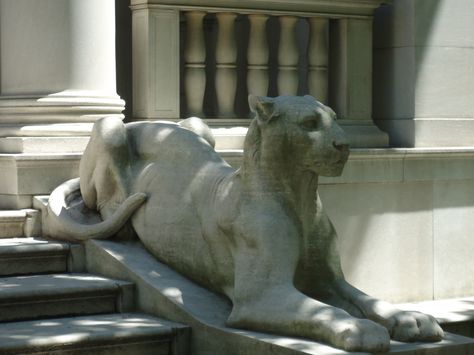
[0,209,40,238]
[0,136,89,154]
[220,147,474,184]
[0,153,80,208]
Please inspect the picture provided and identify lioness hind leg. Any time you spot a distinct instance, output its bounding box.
[327,279,444,342]
[80,116,131,212]
[79,117,137,239]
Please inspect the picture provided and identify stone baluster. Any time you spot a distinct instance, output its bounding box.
[277,16,299,95]
[215,12,237,118]
[308,18,329,103]
[247,14,269,97]
[184,11,206,117]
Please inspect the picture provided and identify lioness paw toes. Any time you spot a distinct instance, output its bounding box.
[389,311,444,342]
[333,319,390,352]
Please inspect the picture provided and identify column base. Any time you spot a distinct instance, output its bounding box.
[0,92,124,154]
[0,92,125,124]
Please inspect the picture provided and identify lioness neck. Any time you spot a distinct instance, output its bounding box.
[241,153,319,222]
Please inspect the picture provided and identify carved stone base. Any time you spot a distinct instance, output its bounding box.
[85,239,474,355]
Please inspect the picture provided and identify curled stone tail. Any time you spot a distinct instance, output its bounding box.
[43,178,147,241]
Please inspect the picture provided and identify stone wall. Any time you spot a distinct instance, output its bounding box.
[373,0,474,147]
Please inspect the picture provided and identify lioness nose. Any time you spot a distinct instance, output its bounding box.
[333,141,349,152]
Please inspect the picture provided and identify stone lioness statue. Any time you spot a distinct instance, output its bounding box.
[43,95,443,352]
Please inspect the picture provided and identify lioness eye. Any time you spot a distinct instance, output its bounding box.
[301,119,318,130]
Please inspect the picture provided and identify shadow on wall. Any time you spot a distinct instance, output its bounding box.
[372,0,441,147]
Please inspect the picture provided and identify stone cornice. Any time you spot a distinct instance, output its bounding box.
[131,0,389,17]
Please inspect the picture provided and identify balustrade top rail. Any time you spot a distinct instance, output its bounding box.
[131,0,388,17]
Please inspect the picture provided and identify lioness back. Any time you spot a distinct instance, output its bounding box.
[128,121,236,292]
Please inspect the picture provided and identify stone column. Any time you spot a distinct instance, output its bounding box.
[0,0,123,209]
[0,0,124,153]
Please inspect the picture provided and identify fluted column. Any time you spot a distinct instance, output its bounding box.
[215,12,237,118]
[184,11,206,117]
[247,14,269,97]
[0,0,124,131]
[308,18,329,104]
[277,16,299,95]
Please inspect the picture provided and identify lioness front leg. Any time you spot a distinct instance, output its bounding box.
[226,214,390,352]
[329,279,444,343]
[297,207,443,344]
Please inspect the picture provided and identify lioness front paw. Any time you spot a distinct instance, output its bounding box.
[387,311,444,342]
[332,318,390,353]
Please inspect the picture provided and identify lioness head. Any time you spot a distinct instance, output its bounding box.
[247,95,349,177]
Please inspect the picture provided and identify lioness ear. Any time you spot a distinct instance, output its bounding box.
[248,95,278,124]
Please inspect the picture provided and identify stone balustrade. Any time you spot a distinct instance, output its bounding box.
[131,0,389,147]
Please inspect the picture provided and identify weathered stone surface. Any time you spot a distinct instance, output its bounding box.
[43,96,444,352]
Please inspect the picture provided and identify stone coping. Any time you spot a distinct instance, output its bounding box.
[220,147,474,184]
[130,0,387,17]
[1,147,474,190]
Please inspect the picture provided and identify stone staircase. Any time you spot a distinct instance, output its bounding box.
[0,237,189,354]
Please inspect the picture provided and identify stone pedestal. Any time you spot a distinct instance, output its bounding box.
[86,239,474,355]
[0,0,123,208]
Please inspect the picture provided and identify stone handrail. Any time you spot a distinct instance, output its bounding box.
[131,0,385,17]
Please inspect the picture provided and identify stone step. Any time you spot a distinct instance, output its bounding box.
[0,238,83,276]
[0,313,189,355]
[0,209,41,238]
[0,273,133,322]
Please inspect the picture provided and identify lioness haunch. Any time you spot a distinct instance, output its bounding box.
[44,95,443,352]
